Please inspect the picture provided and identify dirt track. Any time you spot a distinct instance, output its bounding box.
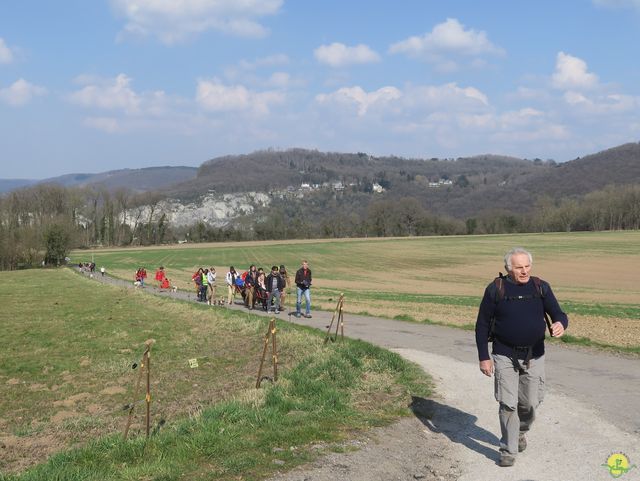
[90,272,640,481]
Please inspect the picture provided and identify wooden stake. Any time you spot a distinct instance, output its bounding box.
[145,349,151,438]
[256,319,278,388]
[123,353,145,440]
[123,339,155,440]
[324,294,345,344]
[271,319,278,382]
[339,296,345,339]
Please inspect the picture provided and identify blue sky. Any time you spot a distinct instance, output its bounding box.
[1,0,640,178]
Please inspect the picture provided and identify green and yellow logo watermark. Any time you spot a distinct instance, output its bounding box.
[601,453,636,478]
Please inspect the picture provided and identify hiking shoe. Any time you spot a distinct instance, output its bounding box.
[518,433,527,452]
[304,313,312,318]
[498,453,516,467]
[294,312,301,318]
[275,310,280,314]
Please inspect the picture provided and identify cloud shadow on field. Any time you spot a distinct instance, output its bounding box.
[410,396,499,462]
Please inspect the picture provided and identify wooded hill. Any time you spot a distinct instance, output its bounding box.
[166,143,640,219]
[5,143,638,220]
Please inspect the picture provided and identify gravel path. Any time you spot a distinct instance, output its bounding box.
[85,270,640,481]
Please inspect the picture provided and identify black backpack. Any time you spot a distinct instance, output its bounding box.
[487,273,553,341]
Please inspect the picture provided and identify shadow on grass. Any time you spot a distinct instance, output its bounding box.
[410,396,499,462]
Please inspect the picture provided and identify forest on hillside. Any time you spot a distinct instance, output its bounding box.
[1,179,639,270]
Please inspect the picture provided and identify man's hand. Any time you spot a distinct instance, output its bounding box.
[551,321,565,337]
[479,359,494,377]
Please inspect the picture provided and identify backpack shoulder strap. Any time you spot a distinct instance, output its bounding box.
[531,276,546,298]
[492,273,505,303]
[531,276,553,334]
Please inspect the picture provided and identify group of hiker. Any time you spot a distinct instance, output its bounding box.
[191,267,217,304]
[127,260,312,317]
[223,264,288,314]
[154,266,174,290]
[129,265,174,290]
[133,266,173,290]
[189,260,313,317]
[79,262,96,273]
[134,267,147,287]
[78,262,106,278]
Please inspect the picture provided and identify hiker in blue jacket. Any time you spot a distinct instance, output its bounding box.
[475,247,568,468]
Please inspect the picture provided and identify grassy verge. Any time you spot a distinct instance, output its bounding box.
[0,269,431,480]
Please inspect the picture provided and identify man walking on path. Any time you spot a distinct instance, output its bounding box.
[294,260,312,318]
[265,265,284,314]
[475,247,568,467]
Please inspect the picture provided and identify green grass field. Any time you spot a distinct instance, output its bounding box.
[77,231,640,349]
[2,231,639,478]
[0,269,430,479]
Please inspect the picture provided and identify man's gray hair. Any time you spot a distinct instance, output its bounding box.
[504,247,533,271]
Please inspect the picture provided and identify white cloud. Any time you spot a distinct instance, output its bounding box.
[0,38,14,64]
[552,52,599,90]
[68,74,170,116]
[389,18,504,71]
[499,108,544,127]
[314,43,381,68]
[563,90,639,114]
[69,74,142,113]
[111,0,283,43]
[312,81,583,158]
[316,86,401,116]
[0,79,47,106]
[315,82,490,119]
[403,83,489,111]
[196,78,284,115]
[564,91,590,105]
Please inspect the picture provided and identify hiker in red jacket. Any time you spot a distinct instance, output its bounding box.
[155,266,166,286]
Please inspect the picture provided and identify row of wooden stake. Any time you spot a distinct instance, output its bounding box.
[123,295,346,439]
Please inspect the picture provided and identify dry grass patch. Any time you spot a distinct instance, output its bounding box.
[317,298,640,348]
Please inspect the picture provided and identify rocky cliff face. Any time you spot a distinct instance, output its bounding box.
[121,192,271,227]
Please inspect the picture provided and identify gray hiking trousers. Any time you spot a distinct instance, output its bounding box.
[493,353,546,455]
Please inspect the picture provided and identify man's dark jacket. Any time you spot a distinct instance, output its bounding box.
[475,276,568,361]
[295,267,312,290]
[265,273,285,292]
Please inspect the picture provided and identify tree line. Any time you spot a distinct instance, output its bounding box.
[1,182,639,270]
[0,185,167,270]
